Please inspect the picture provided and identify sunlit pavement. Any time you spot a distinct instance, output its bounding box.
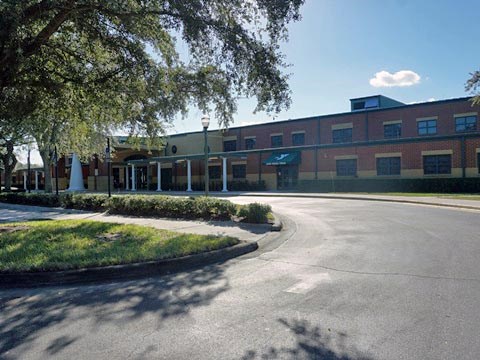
[1,196,480,360]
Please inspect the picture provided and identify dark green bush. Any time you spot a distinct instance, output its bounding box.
[237,202,272,224]
[0,192,60,207]
[107,195,236,220]
[0,192,268,222]
[61,194,109,211]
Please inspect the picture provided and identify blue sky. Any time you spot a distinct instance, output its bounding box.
[173,0,480,133]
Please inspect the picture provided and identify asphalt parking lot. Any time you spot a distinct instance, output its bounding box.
[1,196,480,360]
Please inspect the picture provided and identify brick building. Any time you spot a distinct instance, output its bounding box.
[39,94,480,193]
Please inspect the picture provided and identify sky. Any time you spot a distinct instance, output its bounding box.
[20,0,480,164]
[173,0,480,132]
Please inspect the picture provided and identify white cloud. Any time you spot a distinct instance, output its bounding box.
[369,70,421,88]
[427,97,436,102]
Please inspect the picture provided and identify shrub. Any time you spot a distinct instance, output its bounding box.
[106,195,236,220]
[237,202,272,224]
[0,192,60,207]
[0,192,268,222]
[62,194,109,211]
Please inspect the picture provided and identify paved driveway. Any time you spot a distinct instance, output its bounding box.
[1,197,479,360]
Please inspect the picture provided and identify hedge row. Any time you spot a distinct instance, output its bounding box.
[298,178,480,193]
[0,193,271,222]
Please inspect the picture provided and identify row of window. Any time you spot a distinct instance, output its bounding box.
[225,132,306,152]
[209,164,247,179]
[210,153,480,179]
[209,153,480,179]
[223,116,478,150]
[336,154,454,177]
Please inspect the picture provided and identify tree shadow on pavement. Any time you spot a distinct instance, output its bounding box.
[0,263,228,359]
[242,318,372,360]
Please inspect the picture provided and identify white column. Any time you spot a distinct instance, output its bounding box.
[23,172,27,190]
[222,157,228,192]
[156,162,162,192]
[186,160,192,192]
[131,164,136,191]
[125,166,129,190]
[34,171,39,190]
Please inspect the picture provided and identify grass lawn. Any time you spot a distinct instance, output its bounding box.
[0,220,238,272]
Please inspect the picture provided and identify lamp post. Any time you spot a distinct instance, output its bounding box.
[201,114,210,196]
[27,143,31,193]
[54,146,59,196]
[106,138,111,197]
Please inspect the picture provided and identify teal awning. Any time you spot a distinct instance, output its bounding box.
[263,152,300,166]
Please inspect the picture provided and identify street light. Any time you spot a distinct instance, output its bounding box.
[106,138,111,197]
[201,114,210,196]
[54,146,59,196]
[27,143,31,193]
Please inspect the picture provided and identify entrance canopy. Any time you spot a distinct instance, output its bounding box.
[263,152,301,166]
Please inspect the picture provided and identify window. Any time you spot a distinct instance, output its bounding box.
[332,128,352,143]
[232,164,246,179]
[377,157,401,176]
[336,159,357,176]
[292,133,305,146]
[418,119,437,135]
[455,116,477,132]
[223,140,237,152]
[384,123,402,139]
[365,98,379,108]
[245,138,256,150]
[352,101,365,110]
[208,166,221,179]
[423,155,451,175]
[271,135,283,147]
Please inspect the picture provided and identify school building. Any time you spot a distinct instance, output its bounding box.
[21,94,480,193]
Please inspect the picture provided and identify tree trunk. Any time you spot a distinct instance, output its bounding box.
[0,140,17,191]
[39,149,53,193]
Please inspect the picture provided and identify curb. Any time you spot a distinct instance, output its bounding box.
[271,212,283,231]
[239,193,480,212]
[0,241,258,289]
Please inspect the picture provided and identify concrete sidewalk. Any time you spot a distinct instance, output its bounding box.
[100,190,480,211]
[0,203,272,242]
[236,191,480,211]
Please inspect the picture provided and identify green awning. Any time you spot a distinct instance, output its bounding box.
[263,152,300,166]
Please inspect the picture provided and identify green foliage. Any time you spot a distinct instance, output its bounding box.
[237,203,272,224]
[107,195,236,220]
[0,220,238,272]
[0,1,304,156]
[0,193,271,222]
[0,192,60,207]
[60,194,109,211]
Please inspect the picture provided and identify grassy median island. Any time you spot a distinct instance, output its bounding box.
[0,220,239,272]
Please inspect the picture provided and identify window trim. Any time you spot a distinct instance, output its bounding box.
[270,134,283,147]
[423,154,452,175]
[232,164,247,179]
[455,115,477,133]
[376,156,401,176]
[417,118,437,136]
[291,132,305,146]
[244,137,256,150]
[336,158,357,177]
[332,128,353,143]
[383,123,402,139]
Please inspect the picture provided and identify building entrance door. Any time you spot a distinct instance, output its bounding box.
[276,165,298,190]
